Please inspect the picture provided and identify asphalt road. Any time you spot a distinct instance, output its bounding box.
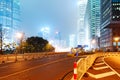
[0,53,80,80]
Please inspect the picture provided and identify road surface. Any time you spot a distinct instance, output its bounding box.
[0,53,80,80]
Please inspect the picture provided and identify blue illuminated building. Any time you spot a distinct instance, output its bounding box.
[85,0,100,49]
[0,0,21,44]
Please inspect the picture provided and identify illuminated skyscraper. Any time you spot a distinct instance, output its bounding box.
[40,27,50,40]
[86,0,100,49]
[100,0,120,51]
[69,34,76,47]
[0,0,21,43]
[77,0,88,45]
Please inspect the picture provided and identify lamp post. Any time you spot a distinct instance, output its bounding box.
[113,37,119,51]
[14,32,24,62]
[91,39,96,49]
[16,32,24,54]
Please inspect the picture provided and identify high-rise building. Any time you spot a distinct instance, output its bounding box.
[100,0,120,51]
[40,27,50,40]
[77,0,87,45]
[0,0,21,44]
[86,0,100,49]
[69,34,76,47]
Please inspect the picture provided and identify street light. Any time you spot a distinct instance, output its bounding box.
[91,39,96,44]
[91,39,96,48]
[16,32,23,39]
[16,32,24,53]
[113,37,120,51]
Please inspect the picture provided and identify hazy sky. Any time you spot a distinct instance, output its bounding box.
[20,0,78,40]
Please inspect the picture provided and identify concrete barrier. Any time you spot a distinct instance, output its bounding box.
[71,52,120,80]
[0,52,67,64]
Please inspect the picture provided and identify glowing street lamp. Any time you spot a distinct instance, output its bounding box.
[91,39,96,45]
[113,37,120,51]
[16,32,24,53]
[114,37,119,42]
[16,32,24,39]
[90,39,97,52]
[91,39,96,44]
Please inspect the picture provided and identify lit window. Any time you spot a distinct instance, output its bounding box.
[113,42,116,46]
[113,16,115,18]
[118,42,120,46]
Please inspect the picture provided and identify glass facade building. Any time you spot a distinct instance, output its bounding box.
[77,0,87,45]
[0,0,20,44]
[86,0,100,49]
[69,34,76,47]
[100,0,120,51]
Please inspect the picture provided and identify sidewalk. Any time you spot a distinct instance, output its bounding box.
[81,57,120,80]
[104,56,120,77]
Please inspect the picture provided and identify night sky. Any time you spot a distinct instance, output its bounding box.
[20,0,78,41]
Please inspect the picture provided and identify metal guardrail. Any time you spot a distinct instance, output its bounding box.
[71,52,120,80]
[103,52,120,57]
[0,52,67,64]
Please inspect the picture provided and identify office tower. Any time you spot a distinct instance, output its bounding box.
[0,0,21,44]
[100,0,120,51]
[86,0,100,49]
[69,34,76,47]
[77,0,87,45]
[40,27,50,40]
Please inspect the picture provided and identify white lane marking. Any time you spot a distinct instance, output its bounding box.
[87,71,116,79]
[0,57,71,79]
[93,66,109,70]
[94,62,104,66]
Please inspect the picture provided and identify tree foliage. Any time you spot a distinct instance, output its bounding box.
[43,43,55,52]
[24,36,54,52]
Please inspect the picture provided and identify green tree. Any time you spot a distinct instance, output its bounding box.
[43,43,55,52]
[26,36,48,52]
[0,24,10,54]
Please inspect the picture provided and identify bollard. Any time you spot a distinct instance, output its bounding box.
[74,62,77,80]
[1,55,5,63]
[14,53,17,62]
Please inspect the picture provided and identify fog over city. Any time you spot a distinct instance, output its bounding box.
[20,0,78,41]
